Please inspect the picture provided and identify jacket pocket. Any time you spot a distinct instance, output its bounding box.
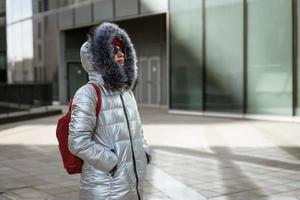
[108,149,118,177]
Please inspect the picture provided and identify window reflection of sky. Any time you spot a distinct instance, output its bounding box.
[6,0,32,24]
[7,19,33,60]
[6,0,33,82]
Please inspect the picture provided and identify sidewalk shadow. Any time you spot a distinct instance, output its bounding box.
[152,146,300,172]
[0,144,80,199]
[210,146,265,199]
[152,145,300,199]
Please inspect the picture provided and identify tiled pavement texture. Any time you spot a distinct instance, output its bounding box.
[0,107,300,200]
[0,145,169,200]
[152,149,300,200]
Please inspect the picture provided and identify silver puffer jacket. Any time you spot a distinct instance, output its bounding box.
[68,23,151,200]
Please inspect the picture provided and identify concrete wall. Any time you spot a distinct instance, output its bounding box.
[117,14,167,105]
[57,0,168,104]
[58,0,168,30]
[61,14,167,105]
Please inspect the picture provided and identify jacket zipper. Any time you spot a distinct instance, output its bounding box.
[120,94,141,200]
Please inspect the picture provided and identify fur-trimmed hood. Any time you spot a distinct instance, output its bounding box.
[80,40,95,74]
[86,22,137,91]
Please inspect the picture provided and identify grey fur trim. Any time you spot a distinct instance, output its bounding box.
[91,22,137,91]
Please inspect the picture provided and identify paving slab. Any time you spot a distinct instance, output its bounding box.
[0,107,299,199]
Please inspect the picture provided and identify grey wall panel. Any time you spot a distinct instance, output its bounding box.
[115,0,138,17]
[66,49,81,60]
[161,43,167,105]
[93,0,113,22]
[0,17,5,26]
[44,14,59,81]
[0,25,5,51]
[32,0,39,14]
[75,4,92,26]
[49,0,58,10]
[58,32,67,104]
[58,9,73,29]
[117,15,167,105]
[140,0,168,14]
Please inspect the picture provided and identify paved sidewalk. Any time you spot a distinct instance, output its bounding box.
[0,107,300,200]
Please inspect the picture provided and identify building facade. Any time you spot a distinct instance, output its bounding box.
[4,0,300,119]
[170,0,300,118]
[0,0,6,82]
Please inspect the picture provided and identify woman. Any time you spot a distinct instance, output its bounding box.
[68,22,151,200]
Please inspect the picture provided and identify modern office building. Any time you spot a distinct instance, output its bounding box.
[4,0,300,119]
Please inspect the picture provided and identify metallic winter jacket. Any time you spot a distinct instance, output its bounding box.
[68,22,151,200]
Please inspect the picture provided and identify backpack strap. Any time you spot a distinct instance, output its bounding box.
[89,83,101,116]
[68,99,73,112]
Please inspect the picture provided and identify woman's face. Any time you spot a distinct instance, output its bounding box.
[113,46,124,65]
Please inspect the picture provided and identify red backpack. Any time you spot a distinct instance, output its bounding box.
[56,83,101,174]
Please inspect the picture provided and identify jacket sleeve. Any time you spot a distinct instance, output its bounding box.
[140,127,151,162]
[68,84,118,172]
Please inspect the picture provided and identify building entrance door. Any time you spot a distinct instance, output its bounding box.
[137,56,161,106]
[67,62,87,99]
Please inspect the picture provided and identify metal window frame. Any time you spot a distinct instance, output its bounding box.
[202,0,206,111]
[292,0,297,116]
[168,0,172,109]
[243,0,248,114]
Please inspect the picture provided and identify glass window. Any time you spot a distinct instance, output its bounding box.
[74,0,88,3]
[38,0,42,13]
[12,0,22,22]
[5,0,11,23]
[6,0,32,24]
[34,67,38,81]
[7,19,33,82]
[38,22,41,38]
[0,52,6,70]
[58,0,74,8]
[205,0,243,113]
[6,0,21,23]
[21,0,33,19]
[170,0,203,110]
[0,25,5,51]
[7,23,21,82]
[22,20,33,60]
[22,19,34,81]
[38,44,42,60]
[0,0,5,17]
[44,0,49,11]
[247,0,292,115]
